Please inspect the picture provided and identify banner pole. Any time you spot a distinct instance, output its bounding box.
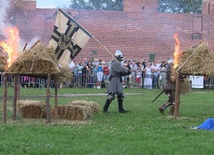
[92,36,119,62]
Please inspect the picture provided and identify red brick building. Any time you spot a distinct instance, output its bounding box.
[8,0,214,61]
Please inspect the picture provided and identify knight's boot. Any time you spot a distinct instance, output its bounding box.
[118,99,129,113]
[103,99,111,113]
[169,104,175,115]
[158,102,171,115]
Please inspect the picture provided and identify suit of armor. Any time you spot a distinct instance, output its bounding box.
[103,50,130,113]
[159,83,175,115]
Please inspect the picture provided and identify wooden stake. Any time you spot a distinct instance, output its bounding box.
[12,75,18,121]
[54,78,58,118]
[2,74,7,124]
[174,73,181,118]
[17,75,20,100]
[46,74,51,123]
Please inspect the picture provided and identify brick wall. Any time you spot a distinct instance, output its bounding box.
[9,0,214,62]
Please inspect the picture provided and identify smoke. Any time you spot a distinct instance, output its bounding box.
[0,0,10,31]
[25,37,41,50]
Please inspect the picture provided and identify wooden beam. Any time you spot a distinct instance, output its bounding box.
[45,74,51,123]
[12,75,18,120]
[174,73,181,118]
[2,75,7,124]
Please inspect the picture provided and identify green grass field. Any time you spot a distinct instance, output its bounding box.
[0,87,214,155]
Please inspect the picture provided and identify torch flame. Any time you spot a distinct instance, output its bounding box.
[0,26,20,69]
[173,33,182,69]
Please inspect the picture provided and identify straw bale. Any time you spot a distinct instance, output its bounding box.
[17,100,46,118]
[178,43,214,76]
[69,100,100,113]
[6,41,62,76]
[52,104,92,120]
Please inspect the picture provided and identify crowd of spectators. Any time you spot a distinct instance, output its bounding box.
[68,57,172,89]
[1,56,214,89]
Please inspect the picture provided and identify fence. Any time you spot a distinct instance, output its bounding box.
[1,72,214,89]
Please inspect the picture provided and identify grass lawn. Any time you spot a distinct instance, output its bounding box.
[0,87,214,155]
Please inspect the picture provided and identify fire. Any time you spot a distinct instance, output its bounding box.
[173,33,182,69]
[0,26,20,69]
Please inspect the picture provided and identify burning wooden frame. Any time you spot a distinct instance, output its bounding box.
[173,42,213,117]
[2,41,72,124]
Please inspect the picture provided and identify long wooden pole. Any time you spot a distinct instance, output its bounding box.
[174,73,181,118]
[92,36,119,62]
[54,78,58,118]
[46,74,51,123]
[12,75,18,120]
[2,74,7,124]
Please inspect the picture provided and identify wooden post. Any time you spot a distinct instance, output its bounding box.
[45,74,51,123]
[174,73,181,118]
[2,74,7,124]
[12,75,18,121]
[54,78,58,118]
[17,75,20,100]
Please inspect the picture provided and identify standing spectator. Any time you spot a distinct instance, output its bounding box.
[77,61,83,87]
[136,65,142,88]
[92,58,99,87]
[86,61,94,88]
[127,60,132,88]
[83,57,88,65]
[141,59,147,88]
[103,62,109,86]
[159,61,167,89]
[151,61,160,89]
[143,63,152,89]
[130,60,137,88]
[69,59,77,87]
[96,60,104,89]
[122,60,129,88]
[82,63,87,87]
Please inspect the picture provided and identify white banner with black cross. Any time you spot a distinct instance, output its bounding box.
[49,9,92,66]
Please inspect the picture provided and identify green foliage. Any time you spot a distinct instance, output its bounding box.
[1,87,214,154]
[159,0,202,14]
[70,0,123,11]
[149,53,156,62]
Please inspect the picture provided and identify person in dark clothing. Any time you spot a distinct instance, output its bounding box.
[103,50,131,113]
[158,81,175,115]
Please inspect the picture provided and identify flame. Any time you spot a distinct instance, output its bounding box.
[0,26,20,69]
[173,33,182,69]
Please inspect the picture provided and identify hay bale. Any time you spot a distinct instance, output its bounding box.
[52,104,92,121]
[178,43,214,76]
[6,41,62,75]
[69,100,100,113]
[17,100,46,118]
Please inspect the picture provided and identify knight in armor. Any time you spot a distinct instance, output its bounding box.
[159,58,175,115]
[103,50,131,113]
[158,81,175,115]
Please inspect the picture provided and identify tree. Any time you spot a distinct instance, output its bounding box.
[70,0,202,14]
[70,0,123,11]
[159,0,202,14]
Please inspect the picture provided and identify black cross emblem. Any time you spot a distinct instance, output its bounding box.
[50,20,81,60]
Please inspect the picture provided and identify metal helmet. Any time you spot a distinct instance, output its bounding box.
[115,50,123,61]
